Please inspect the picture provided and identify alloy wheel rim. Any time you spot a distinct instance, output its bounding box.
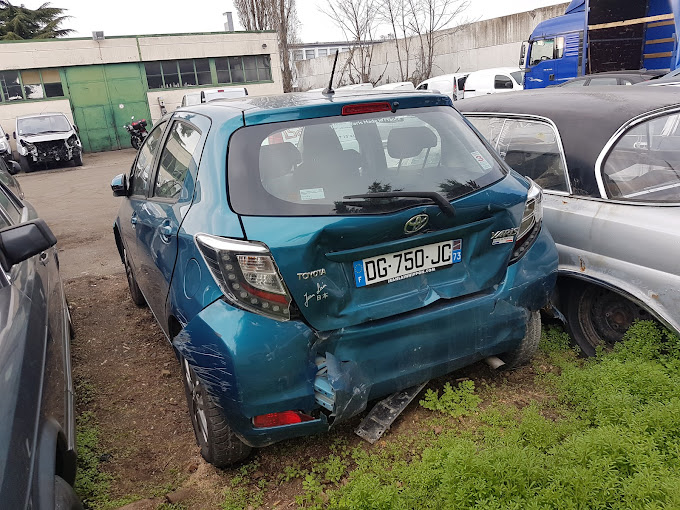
[184,359,208,445]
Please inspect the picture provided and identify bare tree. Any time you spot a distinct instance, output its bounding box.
[321,0,380,84]
[233,0,273,30]
[380,0,469,84]
[233,0,299,92]
[407,0,470,83]
[379,0,414,82]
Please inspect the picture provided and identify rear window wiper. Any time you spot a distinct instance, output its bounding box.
[342,192,455,216]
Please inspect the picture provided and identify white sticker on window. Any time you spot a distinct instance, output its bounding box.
[300,188,325,200]
[471,151,492,170]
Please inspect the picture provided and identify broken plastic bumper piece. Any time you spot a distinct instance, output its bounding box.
[314,356,335,412]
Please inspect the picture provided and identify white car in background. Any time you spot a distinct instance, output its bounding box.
[374,81,416,91]
[181,87,248,107]
[14,113,82,172]
[463,67,524,98]
[417,73,469,101]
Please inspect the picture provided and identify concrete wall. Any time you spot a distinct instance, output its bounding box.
[0,100,73,152]
[0,31,279,70]
[295,4,568,90]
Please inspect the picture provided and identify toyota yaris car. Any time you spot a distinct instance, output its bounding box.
[111,90,558,466]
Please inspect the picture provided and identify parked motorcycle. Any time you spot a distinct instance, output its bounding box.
[123,116,148,149]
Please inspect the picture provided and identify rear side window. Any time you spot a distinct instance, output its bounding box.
[130,122,165,196]
[228,107,506,216]
[0,187,20,224]
[495,75,513,89]
[588,77,618,86]
[468,116,569,192]
[153,121,201,200]
[602,111,680,202]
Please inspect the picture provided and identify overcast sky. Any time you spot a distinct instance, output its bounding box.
[18,0,564,42]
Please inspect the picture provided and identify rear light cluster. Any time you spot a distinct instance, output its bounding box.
[195,234,293,321]
[510,179,543,263]
[252,411,315,428]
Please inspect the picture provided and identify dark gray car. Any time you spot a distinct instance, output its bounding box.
[0,158,81,509]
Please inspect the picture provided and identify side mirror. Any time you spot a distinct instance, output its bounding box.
[111,173,128,197]
[4,133,8,141]
[0,219,57,271]
[8,161,21,176]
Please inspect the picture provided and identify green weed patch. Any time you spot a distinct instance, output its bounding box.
[320,321,680,509]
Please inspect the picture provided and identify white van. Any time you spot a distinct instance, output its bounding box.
[416,73,469,101]
[373,81,415,91]
[181,87,248,107]
[463,68,524,98]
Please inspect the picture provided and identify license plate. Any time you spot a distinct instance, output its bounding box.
[353,240,462,288]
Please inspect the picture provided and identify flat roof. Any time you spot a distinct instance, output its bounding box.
[0,29,276,44]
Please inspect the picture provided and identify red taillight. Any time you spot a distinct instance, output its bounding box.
[253,411,314,428]
[342,102,392,116]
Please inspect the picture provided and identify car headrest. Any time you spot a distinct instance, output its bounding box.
[259,142,302,179]
[387,127,437,159]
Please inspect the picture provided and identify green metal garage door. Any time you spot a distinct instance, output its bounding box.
[65,63,151,152]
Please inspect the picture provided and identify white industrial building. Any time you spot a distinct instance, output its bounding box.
[0,30,281,152]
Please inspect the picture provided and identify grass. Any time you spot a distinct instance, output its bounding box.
[311,321,680,509]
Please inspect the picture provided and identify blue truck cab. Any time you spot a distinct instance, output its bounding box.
[522,0,679,89]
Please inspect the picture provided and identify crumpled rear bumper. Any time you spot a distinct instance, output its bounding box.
[174,227,557,447]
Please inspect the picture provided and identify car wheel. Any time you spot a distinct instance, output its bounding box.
[123,247,146,307]
[180,356,252,467]
[565,282,650,357]
[73,152,83,166]
[54,475,84,510]
[501,311,541,369]
[18,154,33,173]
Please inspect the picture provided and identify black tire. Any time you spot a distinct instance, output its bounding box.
[18,154,33,173]
[180,356,252,467]
[564,282,650,357]
[131,136,141,150]
[73,151,83,166]
[54,475,84,510]
[123,247,146,307]
[501,311,541,369]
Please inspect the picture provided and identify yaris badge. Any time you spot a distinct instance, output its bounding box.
[404,214,429,234]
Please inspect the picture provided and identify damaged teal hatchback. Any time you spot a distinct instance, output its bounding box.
[111,90,558,466]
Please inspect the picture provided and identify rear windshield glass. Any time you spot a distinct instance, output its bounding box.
[228,106,506,216]
[603,111,680,202]
[17,115,71,136]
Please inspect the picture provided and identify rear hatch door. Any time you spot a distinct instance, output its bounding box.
[229,98,528,331]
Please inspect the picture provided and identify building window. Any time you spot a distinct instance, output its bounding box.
[305,49,315,59]
[145,59,211,89]
[244,56,258,82]
[215,54,271,85]
[0,68,64,102]
[318,49,327,57]
[293,50,303,61]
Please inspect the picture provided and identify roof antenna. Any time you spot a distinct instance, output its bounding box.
[323,49,340,96]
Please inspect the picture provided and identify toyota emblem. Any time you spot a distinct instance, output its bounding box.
[404,213,429,234]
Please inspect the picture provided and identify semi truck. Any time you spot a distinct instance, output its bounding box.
[521,0,679,88]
